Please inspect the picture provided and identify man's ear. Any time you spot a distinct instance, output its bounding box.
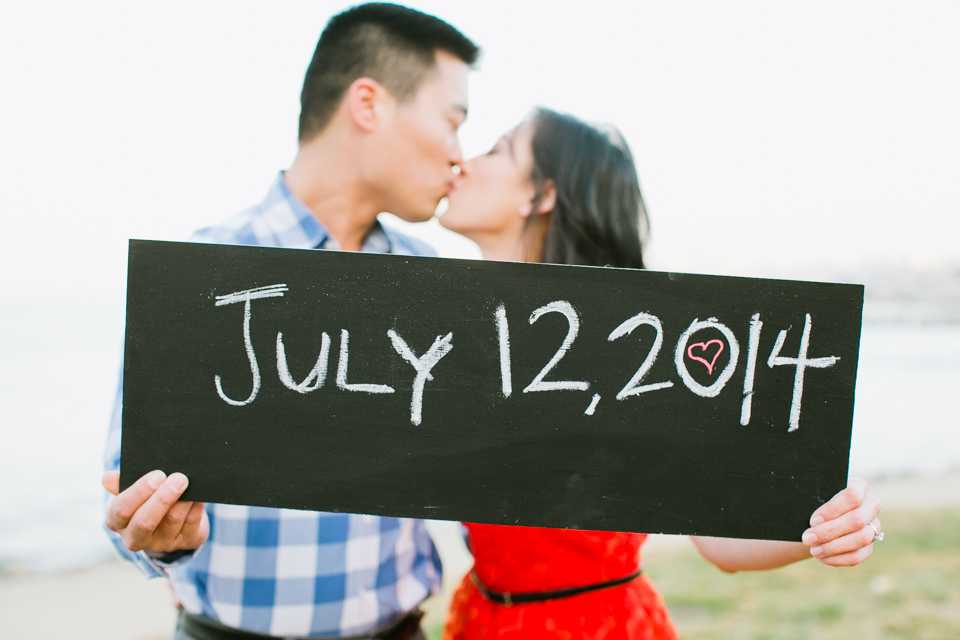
[536,180,557,215]
[345,77,392,132]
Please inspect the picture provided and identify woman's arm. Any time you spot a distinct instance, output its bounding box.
[690,536,810,573]
[690,478,881,573]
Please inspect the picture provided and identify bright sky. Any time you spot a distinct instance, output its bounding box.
[1,1,958,301]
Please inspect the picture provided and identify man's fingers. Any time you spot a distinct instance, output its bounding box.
[101,471,121,496]
[105,469,167,532]
[809,478,867,526]
[809,517,880,560]
[174,502,210,550]
[154,499,195,543]
[123,473,190,546]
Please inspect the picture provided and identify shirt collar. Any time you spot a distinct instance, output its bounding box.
[271,171,394,253]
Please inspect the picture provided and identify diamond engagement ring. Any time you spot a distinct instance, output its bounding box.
[868,523,884,542]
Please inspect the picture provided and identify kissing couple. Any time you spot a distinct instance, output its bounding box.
[102,4,881,640]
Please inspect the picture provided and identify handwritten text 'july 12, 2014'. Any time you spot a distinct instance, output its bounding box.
[213,284,838,432]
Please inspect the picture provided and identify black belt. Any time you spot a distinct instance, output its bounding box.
[178,608,423,640]
[470,568,643,606]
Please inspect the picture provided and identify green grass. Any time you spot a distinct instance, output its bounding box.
[645,509,960,639]
[425,509,960,639]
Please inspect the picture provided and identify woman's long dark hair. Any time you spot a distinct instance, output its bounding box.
[525,108,649,269]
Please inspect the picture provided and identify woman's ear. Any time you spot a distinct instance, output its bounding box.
[535,180,557,215]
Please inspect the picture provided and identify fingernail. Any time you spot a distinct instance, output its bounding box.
[168,473,189,493]
[802,530,818,545]
[810,545,823,557]
[147,470,166,490]
[810,515,824,527]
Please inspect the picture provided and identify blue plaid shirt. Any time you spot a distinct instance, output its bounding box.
[104,173,442,637]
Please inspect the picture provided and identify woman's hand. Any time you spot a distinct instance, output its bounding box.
[691,478,881,573]
[801,477,881,566]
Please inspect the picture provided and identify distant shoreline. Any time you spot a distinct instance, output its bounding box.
[863,299,960,324]
[862,467,960,510]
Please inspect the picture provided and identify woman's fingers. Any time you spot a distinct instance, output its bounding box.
[803,477,881,546]
[809,478,867,527]
[807,491,880,545]
[814,538,875,567]
[810,517,881,560]
[798,477,882,568]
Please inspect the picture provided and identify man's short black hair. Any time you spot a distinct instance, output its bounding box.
[299,3,480,142]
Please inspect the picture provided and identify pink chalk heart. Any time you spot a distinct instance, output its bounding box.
[687,339,725,375]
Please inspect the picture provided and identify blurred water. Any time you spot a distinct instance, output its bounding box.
[849,323,960,478]
[1,298,957,573]
[0,296,125,574]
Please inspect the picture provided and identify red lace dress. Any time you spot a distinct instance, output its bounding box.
[443,524,680,640]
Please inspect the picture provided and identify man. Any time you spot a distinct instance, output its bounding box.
[101,4,479,638]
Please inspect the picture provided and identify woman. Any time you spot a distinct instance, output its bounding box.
[438,108,881,639]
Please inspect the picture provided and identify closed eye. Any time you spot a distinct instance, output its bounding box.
[487,138,507,155]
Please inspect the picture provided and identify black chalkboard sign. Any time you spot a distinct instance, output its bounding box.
[120,240,863,541]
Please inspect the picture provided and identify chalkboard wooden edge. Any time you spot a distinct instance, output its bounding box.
[126,238,868,293]
[162,490,808,542]
[840,286,866,494]
[118,239,138,493]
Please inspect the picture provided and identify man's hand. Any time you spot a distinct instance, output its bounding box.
[802,477,881,567]
[103,470,209,554]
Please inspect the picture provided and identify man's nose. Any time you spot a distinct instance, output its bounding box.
[449,137,464,166]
